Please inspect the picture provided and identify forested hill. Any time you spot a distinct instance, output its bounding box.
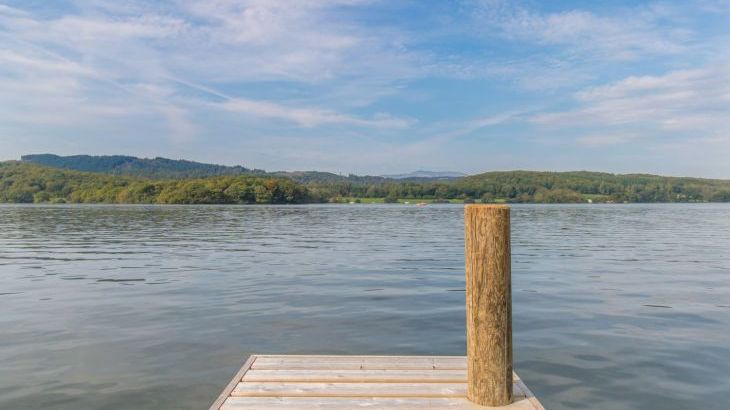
[20,154,455,183]
[21,154,257,179]
[0,162,311,204]
[303,169,730,203]
[450,171,730,203]
[3,160,730,204]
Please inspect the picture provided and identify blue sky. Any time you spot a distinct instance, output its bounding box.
[1,0,729,177]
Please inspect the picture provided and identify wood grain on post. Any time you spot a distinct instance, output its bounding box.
[464,204,512,406]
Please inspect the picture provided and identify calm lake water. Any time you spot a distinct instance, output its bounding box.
[1,204,729,409]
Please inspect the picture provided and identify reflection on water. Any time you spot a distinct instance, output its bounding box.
[1,204,729,409]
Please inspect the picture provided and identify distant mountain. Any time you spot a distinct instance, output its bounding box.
[21,154,259,179]
[272,171,390,184]
[382,170,467,180]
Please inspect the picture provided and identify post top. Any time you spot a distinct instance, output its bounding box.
[465,204,510,209]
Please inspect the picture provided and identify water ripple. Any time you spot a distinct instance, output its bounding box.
[0,203,729,410]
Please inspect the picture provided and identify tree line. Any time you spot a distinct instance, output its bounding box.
[2,162,730,204]
[0,162,311,204]
[303,171,730,203]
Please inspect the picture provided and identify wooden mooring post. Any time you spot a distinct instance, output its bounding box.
[465,204,513,406]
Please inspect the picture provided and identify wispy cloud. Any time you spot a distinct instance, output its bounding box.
[534,63,730,130]
[576,133,640,147]
[457,0,708,92]
[0,5,27,18]
[432,110,528,141]
[0,0,418,143]
[219,98,413,128]
[469,0,692,60]
[0,48,95,76]
[1,0,730,176]
[170,75,413,128]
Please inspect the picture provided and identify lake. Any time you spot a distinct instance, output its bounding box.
[1,204,729,409]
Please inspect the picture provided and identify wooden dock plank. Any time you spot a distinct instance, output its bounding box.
[252,356,466,370]
[232,379,529,398]
[221,397,538,410]
[232,381,467,397]
[244,368,522,382]
[243,368,466,383]
[212,355,544,410]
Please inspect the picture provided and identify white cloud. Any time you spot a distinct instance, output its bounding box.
[0,3,27,16]
[458,0,709,92]
[164,0,421,85]
[533,63,730,144]
[438,110,525,140]
[470,0,691,60]
[158,104,197,143]
[48,15,188,41]
[0,0,418,148]
[576,133,638,147]
[535,64,730,126]
[0,49,95,76]
[1,0,729,176]
[218,98,412,128]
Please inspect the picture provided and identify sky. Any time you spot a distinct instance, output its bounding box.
[1,0,729,177]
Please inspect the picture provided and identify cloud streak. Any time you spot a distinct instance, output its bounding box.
[219,98,413,128]
[0,0,417,142]
[1,0,730,176]
[470,0,692,60]
[533,63,730,136]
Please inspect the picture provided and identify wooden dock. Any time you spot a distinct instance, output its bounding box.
[210,354,545,409]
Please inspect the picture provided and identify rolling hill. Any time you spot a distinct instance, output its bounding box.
[21,154,257,179]
[8,154,730,204]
